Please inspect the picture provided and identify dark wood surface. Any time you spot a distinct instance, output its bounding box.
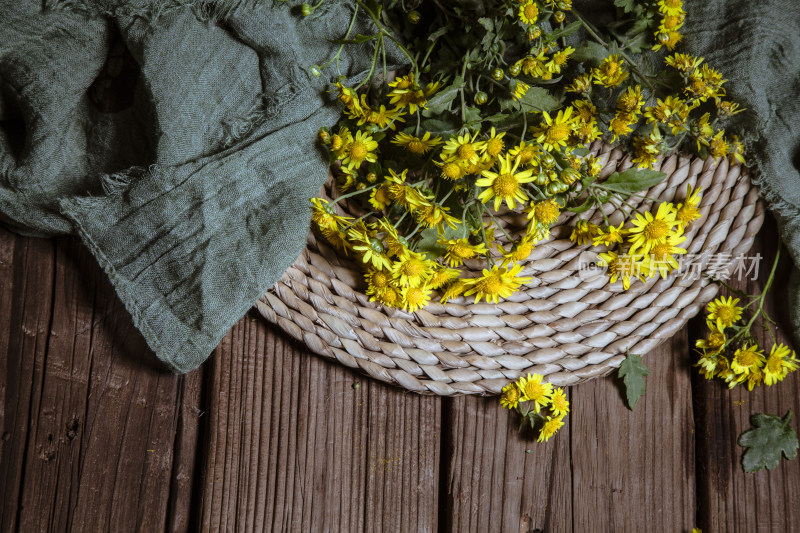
[1,219,799,533]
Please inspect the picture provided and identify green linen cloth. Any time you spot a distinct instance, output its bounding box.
[681,0,800,343]
[0,0,402,372]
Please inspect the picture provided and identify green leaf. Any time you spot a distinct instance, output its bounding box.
[570,147,591,157]
[331,33,378,44]
[618,351,649,410]
[416,228,446,259]
[463,105,483,126]
[477,17,494,32]
[428,26,450,42]
[516,87,563,113]
[422,80,461,116]
[571,42,607,64]
[545,21,582,43]
[738,411,799,473]
[421,116,459,136]
[623,31,650,55]
[613,0,636,12]
[566,195,595,214]
[599,168,666,195]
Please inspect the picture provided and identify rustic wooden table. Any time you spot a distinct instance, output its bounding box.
[1,218,798,532]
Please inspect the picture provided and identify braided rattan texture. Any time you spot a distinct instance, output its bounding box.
[256,141,764,396]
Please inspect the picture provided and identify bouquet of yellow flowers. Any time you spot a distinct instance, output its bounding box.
[297,0,794,441]
[310,0,743,325]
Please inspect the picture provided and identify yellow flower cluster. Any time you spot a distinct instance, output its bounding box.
[652,0,686,52]
[695,296,799,390]
[662,53,745,163]
[572,184,703,289]
[500,373,570,443]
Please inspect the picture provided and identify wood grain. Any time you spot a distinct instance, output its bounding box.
[442,394,573,532]
[0,229,203,533]
[197,314,441,533]
[692,220,800,532]
[570,331,697,532]
[3,223,800,532]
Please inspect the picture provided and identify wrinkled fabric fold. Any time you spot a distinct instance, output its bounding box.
[0,0,404,372]
[682,0,800,345]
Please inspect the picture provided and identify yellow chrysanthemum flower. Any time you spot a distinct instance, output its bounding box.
[592,223,626,247]
[320,225,350,254]
[665,53,703,72]
[597,251,646,290]
[518,1,539,24]
[566,73,593,94]
[627,202,679,254]
[517,373,553,410]
[392,250,435,287]
[535,107,576,151]
[500,236,536,265]
[631,127,663,169]
[391,131,442,155]
[512,80,531,101]
[425,266,461,290]
[695,320,726,355]
[527,199,561,227]
[463,263,532,304]
[483,127,506,159]
[500,382,523,410]
[696,352,722,380]
[369,183,392,211]
[476,154,536,210]
[516,53,547,77]
[569,220,599,245]
[400,285,432,312]
[359,103,405,130]
[341,130,379,170]
[310,198,353,231]
[538,415,565,443]
[608,112,636,142]
[593,54,628,87]
[441,131,484,165]
[546,46,575,74]
[439,238,488,267]
[348,227,392,270]
[640,230,687,279]
[385,169,425,210]
[674,184,703,229]
[508,141,541,167]
[440,279,468,303]
[332,81,363,115]
[617,84,644,114]
[730,343,765,376]
[763,343,799,386]
[370,284,401,307]
[550,388,570,416]
[364,267,392,295]
[706,295,743,331]
[414,203,459,232]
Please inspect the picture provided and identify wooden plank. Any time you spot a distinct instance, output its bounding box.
[442,394,573,532]
[692,222,800,532]
[570,332,697,532]
[0,231,56,533]
[197,316,441,532]
[0,230,203,532]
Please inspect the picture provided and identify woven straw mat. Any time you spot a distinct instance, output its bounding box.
[256,140,764,396]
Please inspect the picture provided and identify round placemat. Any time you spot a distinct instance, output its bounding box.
[256,141,764,395]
